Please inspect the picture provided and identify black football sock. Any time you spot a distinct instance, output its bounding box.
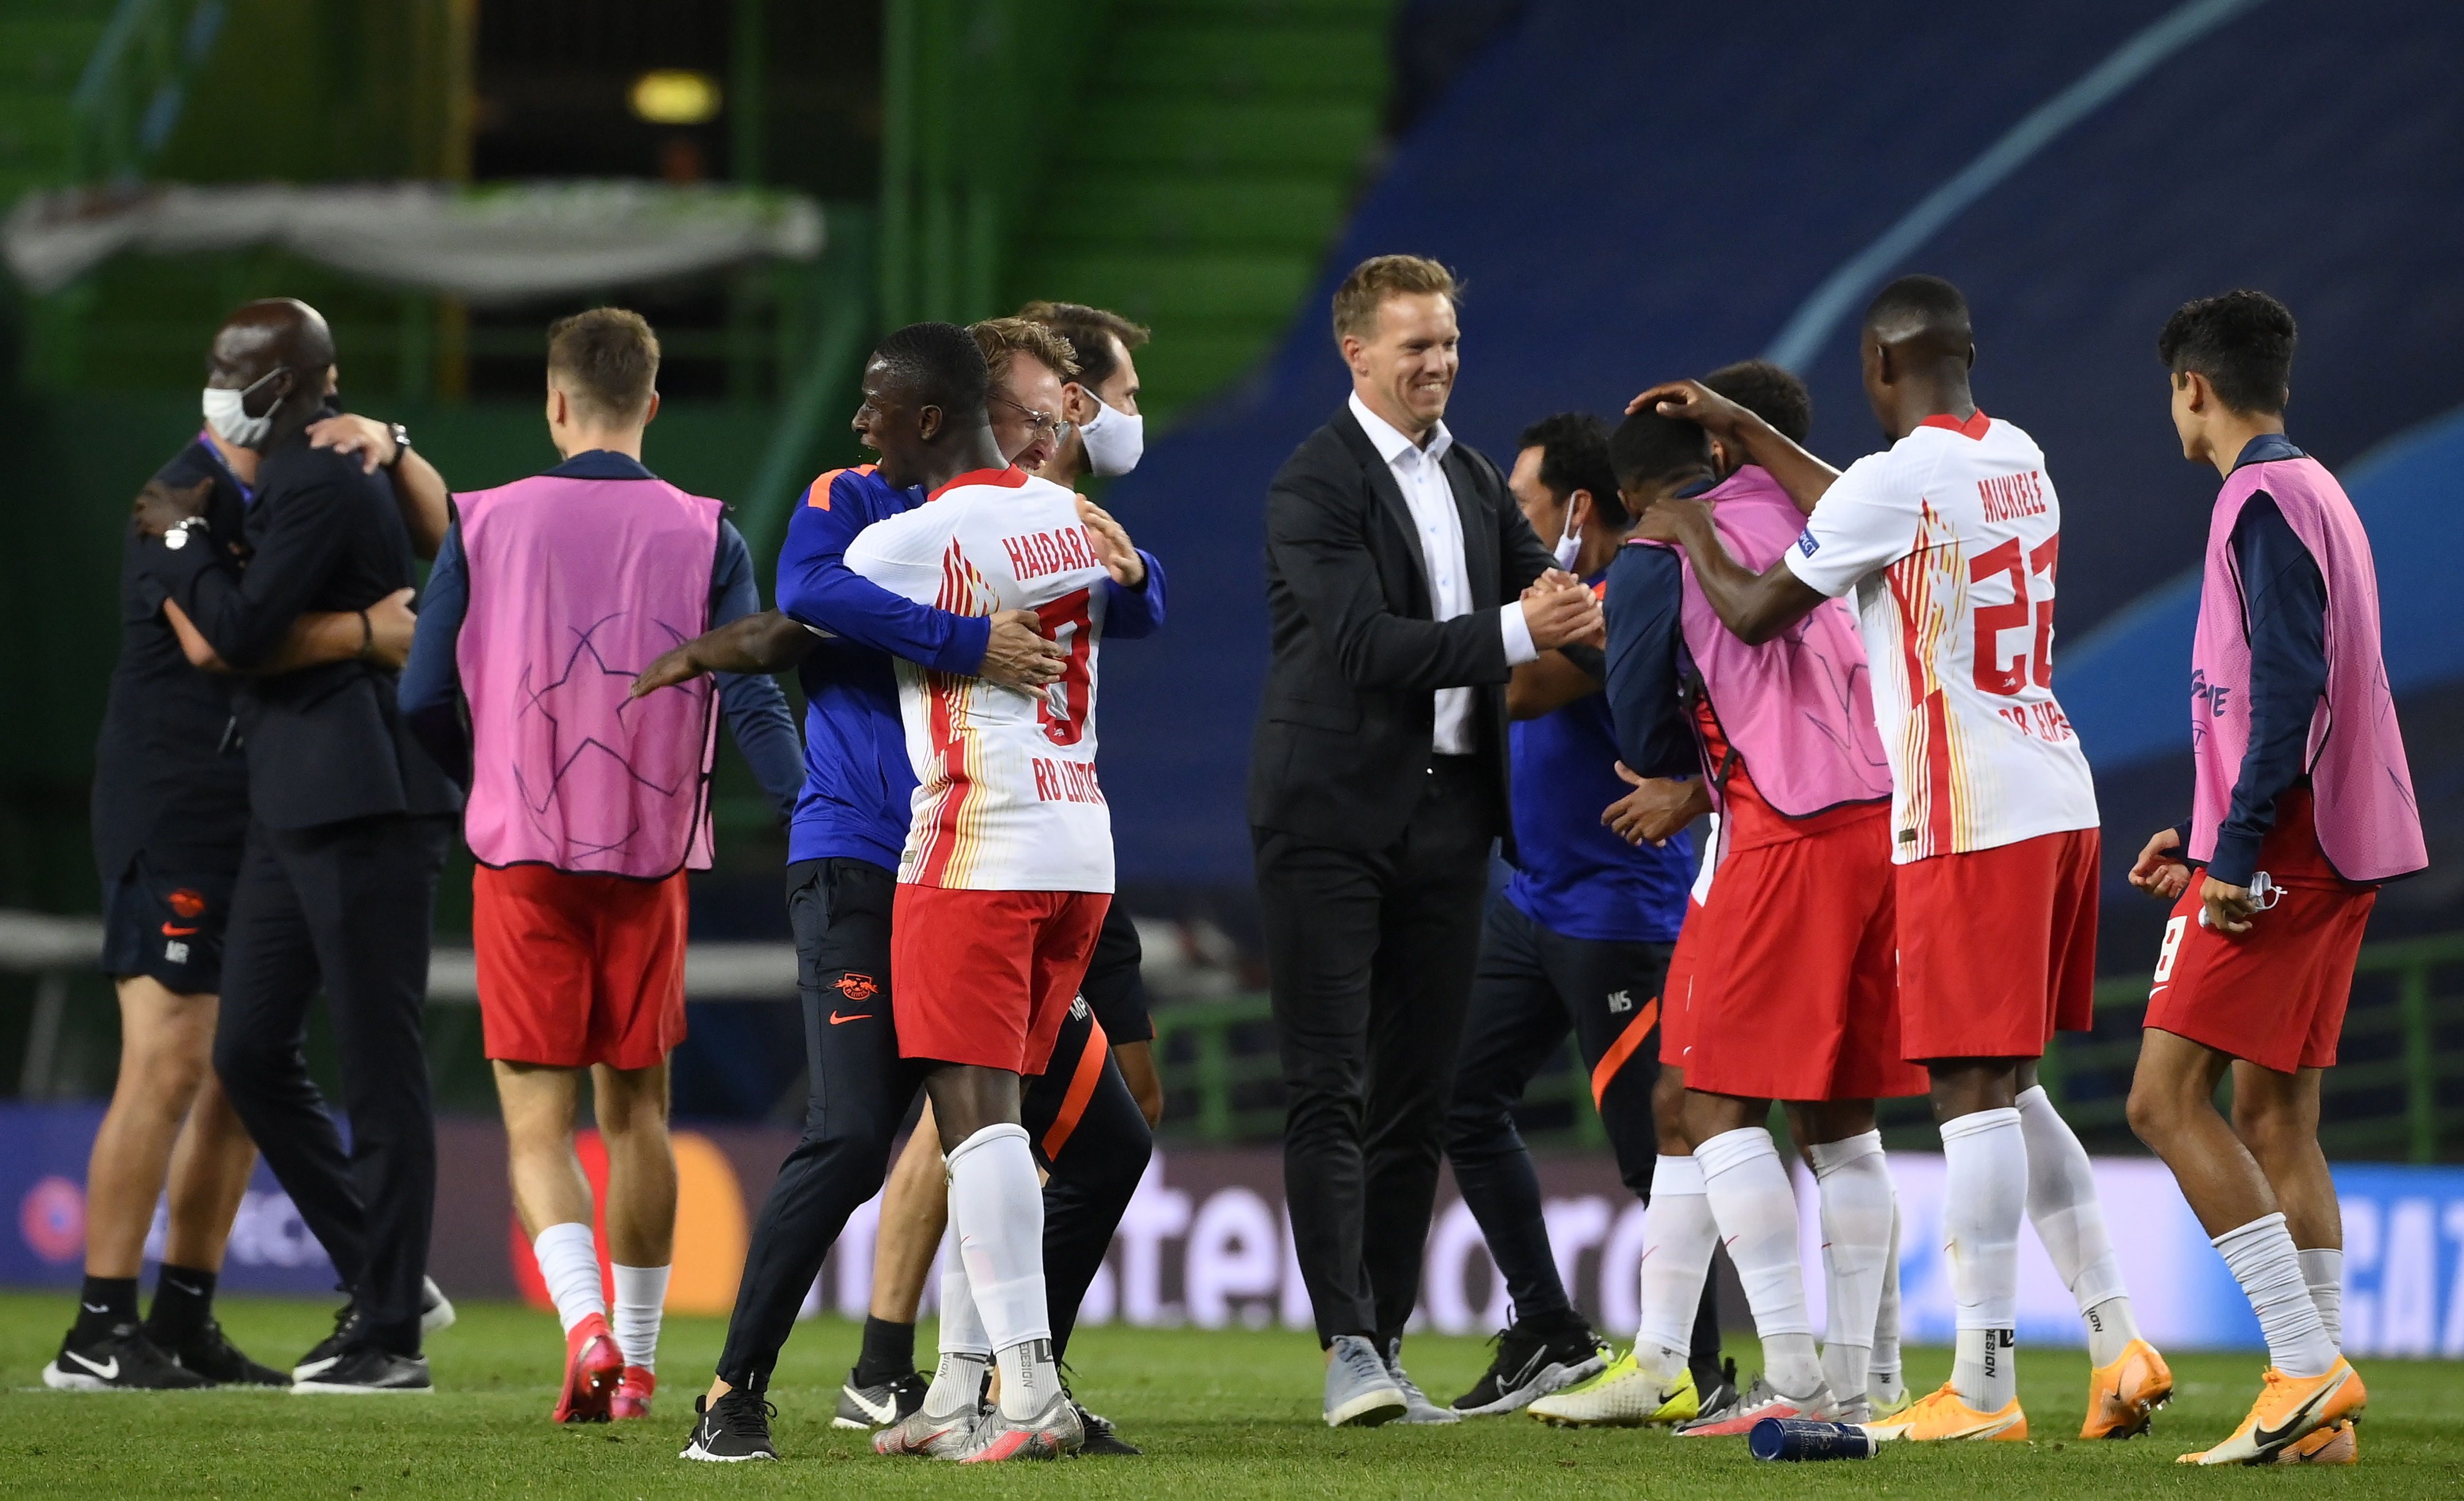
[853,1315,917,1385]
[74,1275,141,1340]
[148,1264,219,1337]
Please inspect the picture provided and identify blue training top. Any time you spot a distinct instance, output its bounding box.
[1504,571,1692,945]
[776,463,1166,871]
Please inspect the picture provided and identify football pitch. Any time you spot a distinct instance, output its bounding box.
[3,1294,2459,1498]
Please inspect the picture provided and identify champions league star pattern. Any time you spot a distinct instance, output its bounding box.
[509,609,701,863]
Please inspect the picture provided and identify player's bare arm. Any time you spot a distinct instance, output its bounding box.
[1602,761,1709,847]
[1505,650,1598,720]
[1631,497,1827,645]
[1629,379,1842,516]
[164,588,415,675]
[1074,496,1146,587]
[2199,876,2257,936]
[2127,827,2192,902]
[630,609,814,697]
[308,413,452,562]
[630,606,1064,698]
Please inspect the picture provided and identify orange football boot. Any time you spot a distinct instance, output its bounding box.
[552,1312,625,1424]
[1862,1382,2027,1442]
[2177,1358,2365,1465]
[2081,1337,2173,1439]
[610,1364,656,1420]
[2271,1419,2357,1465]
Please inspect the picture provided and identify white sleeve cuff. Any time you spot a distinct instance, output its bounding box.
[1501,599,1539,666]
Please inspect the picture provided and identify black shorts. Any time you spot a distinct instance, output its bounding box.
[100,854,237,996]
[1078,900,1153,1045]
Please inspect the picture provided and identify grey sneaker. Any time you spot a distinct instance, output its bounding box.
[1323,1334,1407,1428]
[1383,1338,1461,1425]
[954,1388,1084,1463]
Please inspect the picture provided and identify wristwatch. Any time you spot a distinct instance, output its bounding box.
[162,516,207,551]
[385,423,413,469]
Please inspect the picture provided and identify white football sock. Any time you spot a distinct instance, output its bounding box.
[609,1263,668,1371]
[1871,1195,1905,1405]
[2015,1085,2139,1364]
[1633,1154,1716,1386]
[994,1337,1061,1421]
[2216,1213,2336,1378]
[531,1221,605,1334]
[1807,1131,1893,1408]
[935,1216,990,1356]
[923,1178,994,1419]
[1939,1107,2025,1412]
[2299,1247,2344,1351]
[1696,1126,1822,1399]
[945,1123,1053,1419]
[922,1349,988,1421]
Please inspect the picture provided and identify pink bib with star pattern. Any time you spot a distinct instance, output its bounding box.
[454,474,721,877]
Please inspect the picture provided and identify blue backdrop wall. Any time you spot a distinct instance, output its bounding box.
[1094,0,2464,894]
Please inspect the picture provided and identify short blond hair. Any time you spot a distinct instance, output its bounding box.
[1331,254,1458,344]
[547,307,659,422]
[971,316,1080,388]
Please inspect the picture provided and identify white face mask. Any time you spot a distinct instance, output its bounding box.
[1076,391,1144,477]
[1551,505,1583,573]
[201,366,286,450]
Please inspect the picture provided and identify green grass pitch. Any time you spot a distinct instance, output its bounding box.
[4,1293,2460,1497]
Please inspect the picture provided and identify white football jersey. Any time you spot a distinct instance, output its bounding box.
[844,466,1113,892]
[1783,412,2097,863]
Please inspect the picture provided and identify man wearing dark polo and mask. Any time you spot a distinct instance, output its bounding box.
[133,297,462,1394]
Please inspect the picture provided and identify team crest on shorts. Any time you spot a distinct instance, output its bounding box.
[167,887,208,918]
[835,972,878,1001]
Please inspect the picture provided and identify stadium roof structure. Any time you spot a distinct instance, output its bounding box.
[2,180,824,301]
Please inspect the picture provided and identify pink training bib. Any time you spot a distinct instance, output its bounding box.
[454,473,722,878]
[2188,454,2423,884]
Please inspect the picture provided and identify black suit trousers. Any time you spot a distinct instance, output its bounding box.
[1255,757,1493,1347]
[716,859,1151,1392]
[211,812,451,1354]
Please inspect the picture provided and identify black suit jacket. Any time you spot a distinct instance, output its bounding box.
[1247,403,1556,856]
[144,434,462,832]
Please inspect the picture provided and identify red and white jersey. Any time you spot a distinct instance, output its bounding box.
[844,466,1113,893]
[1782,412,2097,862]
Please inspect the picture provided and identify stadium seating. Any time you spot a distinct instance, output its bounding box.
[1097,0,2464,887]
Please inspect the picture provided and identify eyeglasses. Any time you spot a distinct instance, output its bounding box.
[992,394,1072,441]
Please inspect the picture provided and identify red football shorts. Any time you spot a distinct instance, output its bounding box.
[1893,827,2100,1062]
[892,885,1110,1074]
[2143,792,2375,1073]
[1682,813,1928,1102]
[472,863,688,1071]
[1659,898,1707,1068]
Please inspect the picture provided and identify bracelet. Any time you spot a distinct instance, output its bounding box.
[357,608,375,661]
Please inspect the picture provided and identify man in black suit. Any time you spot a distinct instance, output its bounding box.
[135,298,462,1394]
[1250,254,1604,1427]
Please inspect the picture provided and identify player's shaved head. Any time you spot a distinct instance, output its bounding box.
[210,297,334,384]
[1607,407,1713,497]
[1862,274,1972,360]
[1858,274,1979,441]
[870,321,990,421]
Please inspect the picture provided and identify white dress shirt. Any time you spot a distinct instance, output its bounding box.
[1348,391,1537,755]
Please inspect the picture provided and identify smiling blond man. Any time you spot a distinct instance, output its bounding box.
[1249,254,1603,1427]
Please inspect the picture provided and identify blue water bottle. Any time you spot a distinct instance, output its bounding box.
[1748,1417,1880,1461]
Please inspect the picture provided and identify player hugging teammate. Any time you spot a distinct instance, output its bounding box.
[1587,276,2411,1465]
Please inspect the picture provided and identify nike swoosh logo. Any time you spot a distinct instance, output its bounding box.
[829,1011,868,1025]
[82,1302,109,1314]
[161,924,199,936]
[2253,1376,2340,1449]
[66,1350,120,1380]
[845,1385,897,1422]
